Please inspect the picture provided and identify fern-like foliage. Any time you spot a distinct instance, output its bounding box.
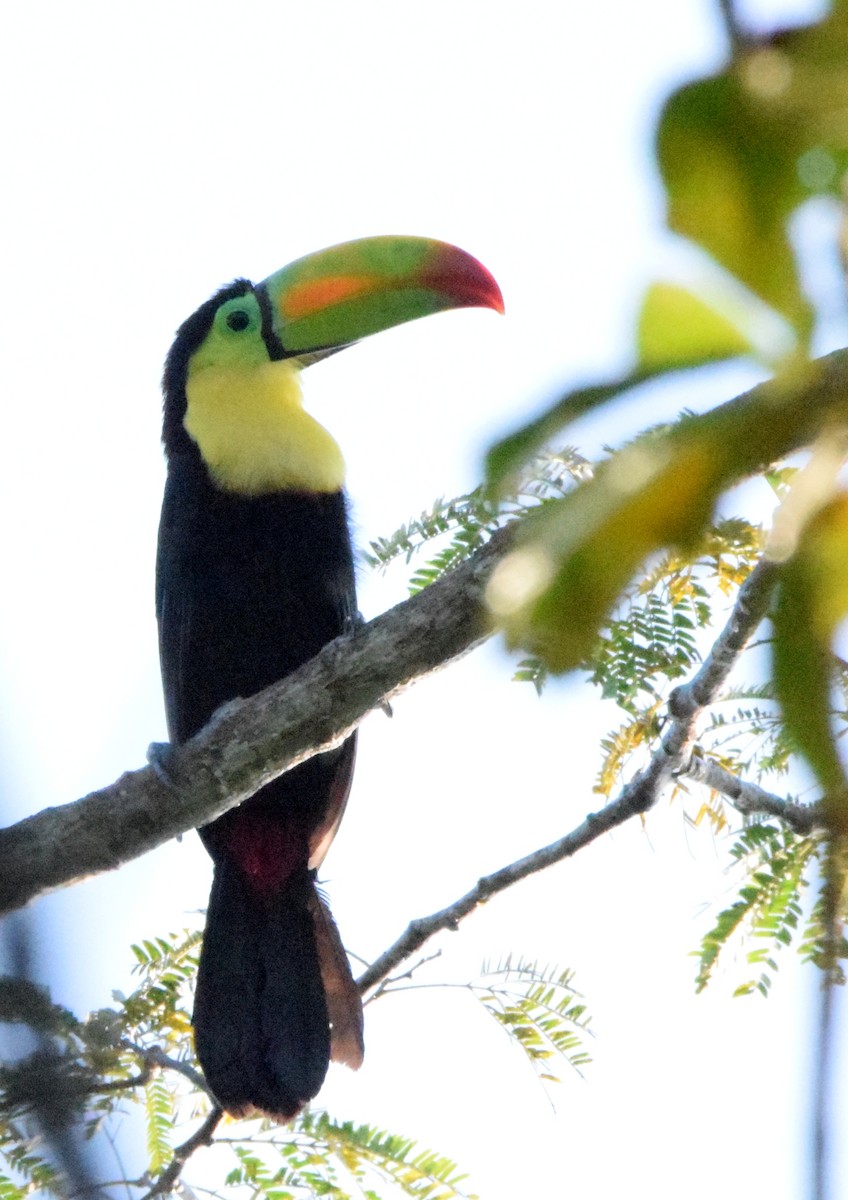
[0,1136,62,1200]
[589,519,763,714]
[594,704,663,801]
[364,449,591,594]
[124,929,200,1046]
[216,1112,476,1200]
[695,824,823,996]
[144,1074,173,1175]
[301,1113,475,1200]
[511,656,549,695]
[3,928,545,1198]
[473,958,592,1085]
[0,929,203,1198]
[586,519,770,816]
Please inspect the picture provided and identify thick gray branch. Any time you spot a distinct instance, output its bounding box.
[0,527,515,916]
[6,348,848,922]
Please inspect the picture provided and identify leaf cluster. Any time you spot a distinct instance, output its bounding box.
[364,449,591,595]
[223,1112,475,1200]
[695,824,823,996]
[473,958,592,1086]
[0,934,594,1199]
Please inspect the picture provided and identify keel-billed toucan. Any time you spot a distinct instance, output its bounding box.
[156,235,503,1121]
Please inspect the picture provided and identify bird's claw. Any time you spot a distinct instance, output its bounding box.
[147,741,178,787]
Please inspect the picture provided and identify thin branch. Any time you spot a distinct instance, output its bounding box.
[137,1105,223,1200]
[356,795,652,996]
[358,554,783,995]
[122,1042,212,1098]
[364,950,443,1003]
[0,525,515,916]
[605,556,780,815]
[678,753,820,834]
[716,0,748,54]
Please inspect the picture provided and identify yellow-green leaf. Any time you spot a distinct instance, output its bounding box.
[488,353,848,671]
[773,492,848,813]
[657,72,811,335]
[487,361,717,494]
[637,282,754,368]
[657,6,848,341]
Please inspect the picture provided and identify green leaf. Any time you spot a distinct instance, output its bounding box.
[486,363,697,493]
[657,72,811,334]
[695,824,817,993]
[657,8,848,340]
[487,354,848,671]
[144,1076,173,1176]
[637,282,755,367]
[773,490,848,809]
[297,1113,476,1200]
[474,959,593,1085]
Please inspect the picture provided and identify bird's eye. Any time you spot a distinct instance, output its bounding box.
[226,310,251,332]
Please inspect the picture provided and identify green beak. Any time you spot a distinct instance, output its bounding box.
[260,235,504,357]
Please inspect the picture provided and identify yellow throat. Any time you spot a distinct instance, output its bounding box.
[184,359,345,495]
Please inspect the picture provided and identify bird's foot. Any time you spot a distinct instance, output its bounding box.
[147,741,178,787]
[147,742,183,839]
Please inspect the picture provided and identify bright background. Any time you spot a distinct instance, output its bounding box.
[0,1,841,1197]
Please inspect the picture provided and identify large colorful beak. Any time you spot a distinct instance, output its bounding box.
[260,235,504,358]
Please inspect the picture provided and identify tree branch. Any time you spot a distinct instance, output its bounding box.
[0,526,515,917]
[357,554,786,994]
[6,345,847,918]
[678,753,820,834]
[615,555,780,815]
[716,0,749,54]
[137,1105,223,1200]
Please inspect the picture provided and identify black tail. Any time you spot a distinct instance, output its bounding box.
[193,859,362,1121]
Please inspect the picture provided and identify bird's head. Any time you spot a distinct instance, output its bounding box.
[162,235,503,493]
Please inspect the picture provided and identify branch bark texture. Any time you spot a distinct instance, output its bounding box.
[0,526,515,916]
[5,349,846,920]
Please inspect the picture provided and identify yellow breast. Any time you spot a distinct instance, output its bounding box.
[184,360,345,495]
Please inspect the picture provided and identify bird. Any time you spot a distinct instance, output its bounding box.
[156,235,504,1121]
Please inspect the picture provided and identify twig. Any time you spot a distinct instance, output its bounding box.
[138,1105,223,1200]
[365,950,443,1002]
[679,753,820,834]
[122,1042,212,1098]
[358,554,784,995]
[716,0,748,53]
[356,795,651,996]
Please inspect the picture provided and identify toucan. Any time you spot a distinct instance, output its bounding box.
[156,235,504,1121]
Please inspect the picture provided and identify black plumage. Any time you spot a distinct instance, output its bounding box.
[155,235,502,1120]
[157,288,362,1120]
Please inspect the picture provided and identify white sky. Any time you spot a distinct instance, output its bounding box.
[0,1,842,1197]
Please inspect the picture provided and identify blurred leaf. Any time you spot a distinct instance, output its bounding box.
[487,361,722,493]
[773,490,848,811]
[487,355,848,671]
[658,73,810,334]
[657,9,848,339]
[637,282,754,367]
